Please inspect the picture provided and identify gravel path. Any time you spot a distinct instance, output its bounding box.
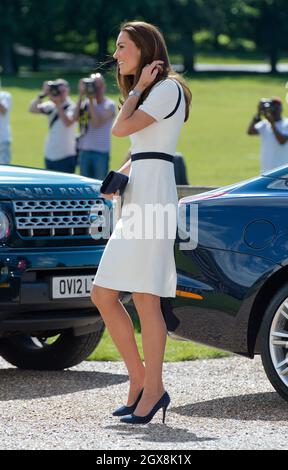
[0,355,287,450]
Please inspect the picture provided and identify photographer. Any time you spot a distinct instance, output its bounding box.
[0,87,12,165]
[247,97,288,173]
[73,73,115,179]
[29,79,77,173]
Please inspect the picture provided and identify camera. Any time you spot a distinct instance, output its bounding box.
[83,78,97,95]
[47,81,62,97]
[259,98,276,114]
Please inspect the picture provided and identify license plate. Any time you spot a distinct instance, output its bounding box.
[52,275,95,299]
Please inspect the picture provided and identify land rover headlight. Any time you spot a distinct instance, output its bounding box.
[0,211,11,240]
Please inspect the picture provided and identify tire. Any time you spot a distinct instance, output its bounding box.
[0,322,105,370]
[260,284,288,403]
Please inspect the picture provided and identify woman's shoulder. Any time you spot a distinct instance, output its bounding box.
[139,76,184,123]
[154,77,179,90]
[149,78,180,99]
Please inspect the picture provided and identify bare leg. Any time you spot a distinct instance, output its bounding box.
[132,292,167,416]
[91,285,145,405]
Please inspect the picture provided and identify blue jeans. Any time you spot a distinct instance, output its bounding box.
[79,150,109,180]
[0,142,11,164]
[45,155,76,174]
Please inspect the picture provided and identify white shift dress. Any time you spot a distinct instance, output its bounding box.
[93,78,186,297]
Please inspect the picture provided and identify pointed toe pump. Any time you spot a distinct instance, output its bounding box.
[112,389,144,417]
[120,391,170,425]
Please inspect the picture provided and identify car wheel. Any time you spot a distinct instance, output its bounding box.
[260,284,288,402]
[0,322,105,370]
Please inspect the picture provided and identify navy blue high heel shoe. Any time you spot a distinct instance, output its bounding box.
[120,392,170,424]
[112,389,144,417]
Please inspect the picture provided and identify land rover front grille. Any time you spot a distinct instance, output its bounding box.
[13,199,107,238]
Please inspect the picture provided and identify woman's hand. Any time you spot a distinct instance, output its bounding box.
[135,60,164,92]
[100,190,120,200]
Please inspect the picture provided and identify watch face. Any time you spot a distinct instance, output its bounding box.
[129,89,140,97]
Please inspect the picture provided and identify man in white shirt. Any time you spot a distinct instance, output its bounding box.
[247,97,288,173]
[29,79,77,173]
[0,90,12,164]
[73,73,115,179]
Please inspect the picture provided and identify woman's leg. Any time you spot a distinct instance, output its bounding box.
[132,292,167,416]
[91,285,145,405]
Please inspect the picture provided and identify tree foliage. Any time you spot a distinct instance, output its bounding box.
[1,0,288,74]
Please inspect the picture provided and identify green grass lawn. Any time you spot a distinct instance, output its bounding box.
[88,328,228,362]
[3,71,288,361]
[5,72,288,186]
[196,52,288,65]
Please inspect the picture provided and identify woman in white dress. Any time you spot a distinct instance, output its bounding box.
[91,21,192,425]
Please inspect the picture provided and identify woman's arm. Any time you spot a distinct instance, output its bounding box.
[117,153,131,175]
[112,60,163,137]
[112,93,154,137]
[101,153,131,200]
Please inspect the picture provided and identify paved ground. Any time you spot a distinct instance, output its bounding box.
[0,355,287,450]
[195,63,288,73]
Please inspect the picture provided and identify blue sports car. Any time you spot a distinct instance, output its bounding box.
[161,164,288,402]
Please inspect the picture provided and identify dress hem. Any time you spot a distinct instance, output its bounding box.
[92,277,176,298]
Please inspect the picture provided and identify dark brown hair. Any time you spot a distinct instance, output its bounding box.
[116,21,192,122]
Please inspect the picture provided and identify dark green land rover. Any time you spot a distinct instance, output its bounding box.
[0,165,113,370]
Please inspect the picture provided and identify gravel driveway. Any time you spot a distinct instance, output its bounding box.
[0,355,287,450]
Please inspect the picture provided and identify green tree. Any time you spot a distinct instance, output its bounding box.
[63,0,142,66]
[201,0,230,50]
[0,0,20,74]
[20,0,66,72]
[251,0,288,73]
[227,0,288,73]
[164,0,203,72]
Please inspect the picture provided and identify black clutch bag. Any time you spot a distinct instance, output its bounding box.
[100,171,129,196]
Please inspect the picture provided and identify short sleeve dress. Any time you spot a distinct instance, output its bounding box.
[93,78,186,298]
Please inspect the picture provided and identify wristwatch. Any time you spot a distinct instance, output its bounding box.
[128,89,142,98]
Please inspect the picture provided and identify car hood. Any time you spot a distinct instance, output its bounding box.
[262,164,288,180]
[0,165,102,200]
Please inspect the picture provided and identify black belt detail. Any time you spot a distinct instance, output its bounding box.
[131,152,174,163]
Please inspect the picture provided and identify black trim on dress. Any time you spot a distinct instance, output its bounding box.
[131,152,174,163]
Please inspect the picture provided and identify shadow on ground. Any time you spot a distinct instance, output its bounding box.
[171,392,288,421]
[106,422,216,444]
[0,368,127,401]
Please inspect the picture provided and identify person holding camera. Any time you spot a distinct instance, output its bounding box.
[0,86,12,165]
[247,97,288,173]
[29,79,77,173]
[73,73,116,180]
